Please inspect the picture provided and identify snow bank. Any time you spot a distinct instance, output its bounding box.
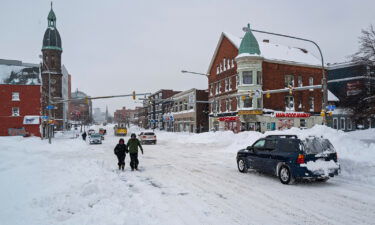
[301,160,340,177]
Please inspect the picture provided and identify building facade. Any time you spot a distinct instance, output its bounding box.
[69,89,92,125]
[327,61,375,130]
[0,59,41,137]
[207,25,324,132]
[114,107,137,125]
[147,89,180,129]
[162,88,209,133]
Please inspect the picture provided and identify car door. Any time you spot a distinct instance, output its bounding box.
[251,139,268,172]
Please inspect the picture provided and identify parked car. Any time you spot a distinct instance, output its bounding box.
[139,132,157,144]
[89,133,102,144]
[236,135,340,184]
[88,129,95,136]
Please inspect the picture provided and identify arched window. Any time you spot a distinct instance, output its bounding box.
[231,59,235,68]
[227,59,231,69]
[223,58,226,71]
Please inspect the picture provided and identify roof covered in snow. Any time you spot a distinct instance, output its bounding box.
[207,32,322,74]
[328,90,339,102]
[0,59,40,85]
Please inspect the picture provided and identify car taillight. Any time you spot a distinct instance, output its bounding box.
[297,154,305,164]
[154,136,156,138]
[142,136,146,138]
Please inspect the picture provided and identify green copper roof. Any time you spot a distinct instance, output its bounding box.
[42,2,62,51]
[47,2,56,28]
[238,24,261,55]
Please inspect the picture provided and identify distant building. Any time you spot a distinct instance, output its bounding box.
[69,89,92,125]
[147,89,180,129]
[93,107,106,124]
[135,101,148,129]
[327,61,375,130]
[0,59,42,137]
[207,25,325,132]
[114,107,137,124]
[162,88,209,133]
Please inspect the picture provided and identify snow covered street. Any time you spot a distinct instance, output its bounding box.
[1,126,375,225]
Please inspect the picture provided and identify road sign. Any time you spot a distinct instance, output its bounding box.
[41,116,49,120]
[46,105,55,110]
[326,105,336,111]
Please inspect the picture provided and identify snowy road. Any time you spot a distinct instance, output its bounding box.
[1,126,375,225]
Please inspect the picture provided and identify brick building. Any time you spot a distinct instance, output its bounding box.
[147,89,180,129]
[162,88,209,133]
[0,59,42,137]
[207,24,324,132]
[69,89,92,125]
[114,107,137,124]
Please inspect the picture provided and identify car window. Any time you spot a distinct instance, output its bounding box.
[265,140,276,150]
[277,139,302,152]
[139,132,143,135]
[253,139,265,148]
[144,132,155,135]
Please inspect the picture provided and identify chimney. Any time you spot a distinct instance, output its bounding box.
[263,39,269,43]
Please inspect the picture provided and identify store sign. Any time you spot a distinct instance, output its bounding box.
[8,128,27,136]
[238,110,263,115]
[218,116,238,122]
[23,116,40,125]
[274,112,310,118]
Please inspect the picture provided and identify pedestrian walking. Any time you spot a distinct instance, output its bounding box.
[114,138,128,171]
[127,133,143,171]
[82,131,87,141]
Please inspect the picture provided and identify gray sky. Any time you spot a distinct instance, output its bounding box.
[1,0,375,114]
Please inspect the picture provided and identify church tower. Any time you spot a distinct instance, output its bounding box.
[41,2,64,130]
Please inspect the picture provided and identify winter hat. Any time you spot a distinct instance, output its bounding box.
[119,138,125,144]
[131,133,136,138]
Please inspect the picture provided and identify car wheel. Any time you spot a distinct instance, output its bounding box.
[154,141,157,145]
[316,177,329,182]
[278,165,294,184]
[237,158,248,173]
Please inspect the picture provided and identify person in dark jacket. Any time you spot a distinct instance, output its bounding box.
[82,131,87,141]
[114,138,128,171]
[127,133,143,171]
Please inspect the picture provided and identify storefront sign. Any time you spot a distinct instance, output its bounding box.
[23,116,40,125]
[218,116,238,122]
[274,112,310,118]
[238,110,263,115]
[8,128,27,136]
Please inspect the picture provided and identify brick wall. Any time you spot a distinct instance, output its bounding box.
[262,61,323,113]
[0,84,41,136]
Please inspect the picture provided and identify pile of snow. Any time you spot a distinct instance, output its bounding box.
[301,160,340,177]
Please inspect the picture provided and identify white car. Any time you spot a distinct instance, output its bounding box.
[139,132,157,144]
[89,133,102,144]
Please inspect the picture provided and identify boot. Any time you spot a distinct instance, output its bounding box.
[118,165,121,170]
[121,165,124,171]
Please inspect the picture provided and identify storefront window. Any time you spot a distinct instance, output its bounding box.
[333,118,338,129]
[300,119,306,128]
[340,117,345,130]
[347,118,352,130]
[243,71,253,84]
[257,97,262,109]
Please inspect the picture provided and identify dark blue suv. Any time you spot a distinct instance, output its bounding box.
[236,135,340,184]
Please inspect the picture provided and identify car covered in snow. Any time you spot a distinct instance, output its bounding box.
[88,133,102,144]
[139,132,157,144]
[88,129,95,136]
[236,135,340,184]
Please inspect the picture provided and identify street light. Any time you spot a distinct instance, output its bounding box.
[248,27,328,124]
[39,54,52,144]
[181,70,209,77]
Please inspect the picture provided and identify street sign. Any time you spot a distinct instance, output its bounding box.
[326,105,336,111]
[46,105,55,110]
[41,116,49,120]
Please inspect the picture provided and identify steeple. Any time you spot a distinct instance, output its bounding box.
[238,24,261,55]
[48,2,56,28]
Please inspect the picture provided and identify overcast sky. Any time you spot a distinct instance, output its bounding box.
[1,0,375,114]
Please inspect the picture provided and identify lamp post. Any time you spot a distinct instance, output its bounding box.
[39,55,52,144]
[248,28,328,124]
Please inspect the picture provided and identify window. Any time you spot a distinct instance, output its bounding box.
[347,118,352,130]
[226,99,230,111]
[12,92,20,101]
[243,71,253,84]
[223,58,227,71]
[285,96,294,111]
[236,75,239,87]
[217,100,221,112]
[340,117,346,130]
[257,97,262,109]
[285,75,294,87]
[209,85,213,96]
[298,76,303,87]
[225,79,229,91]
[257,71,262,85]
[216,66,219,75]
[227,59,231,70]
[12,107,20,116]
[243,96,252,108]
[309,97,314,112]
[231,59,235,68]
[309,77,314,85]
[237,97,240,108]
[333,118,338,129]
[300,119,306,128]
[215,82,219,94]
[253,139,265,148]
[229,77,232,90]
[219,81,222,93]
[297,97,302,110]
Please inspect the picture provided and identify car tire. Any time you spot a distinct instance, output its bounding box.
[154,141,157,145]
[237,158,248,173]
[316,177,329,182]
[278,165,294,185]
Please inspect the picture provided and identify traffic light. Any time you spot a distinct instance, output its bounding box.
[132,91,136,100]
[85,97,89,104]
[241,95,246,101]
[328,111,333,116]
[266,90,271,99]
[320,110,325,117]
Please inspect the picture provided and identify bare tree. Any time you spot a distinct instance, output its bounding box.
[349,25,375,127]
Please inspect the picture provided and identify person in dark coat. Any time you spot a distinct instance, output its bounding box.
[127,133,143,171]
[82,131,87,141]
[114,138,128,171]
